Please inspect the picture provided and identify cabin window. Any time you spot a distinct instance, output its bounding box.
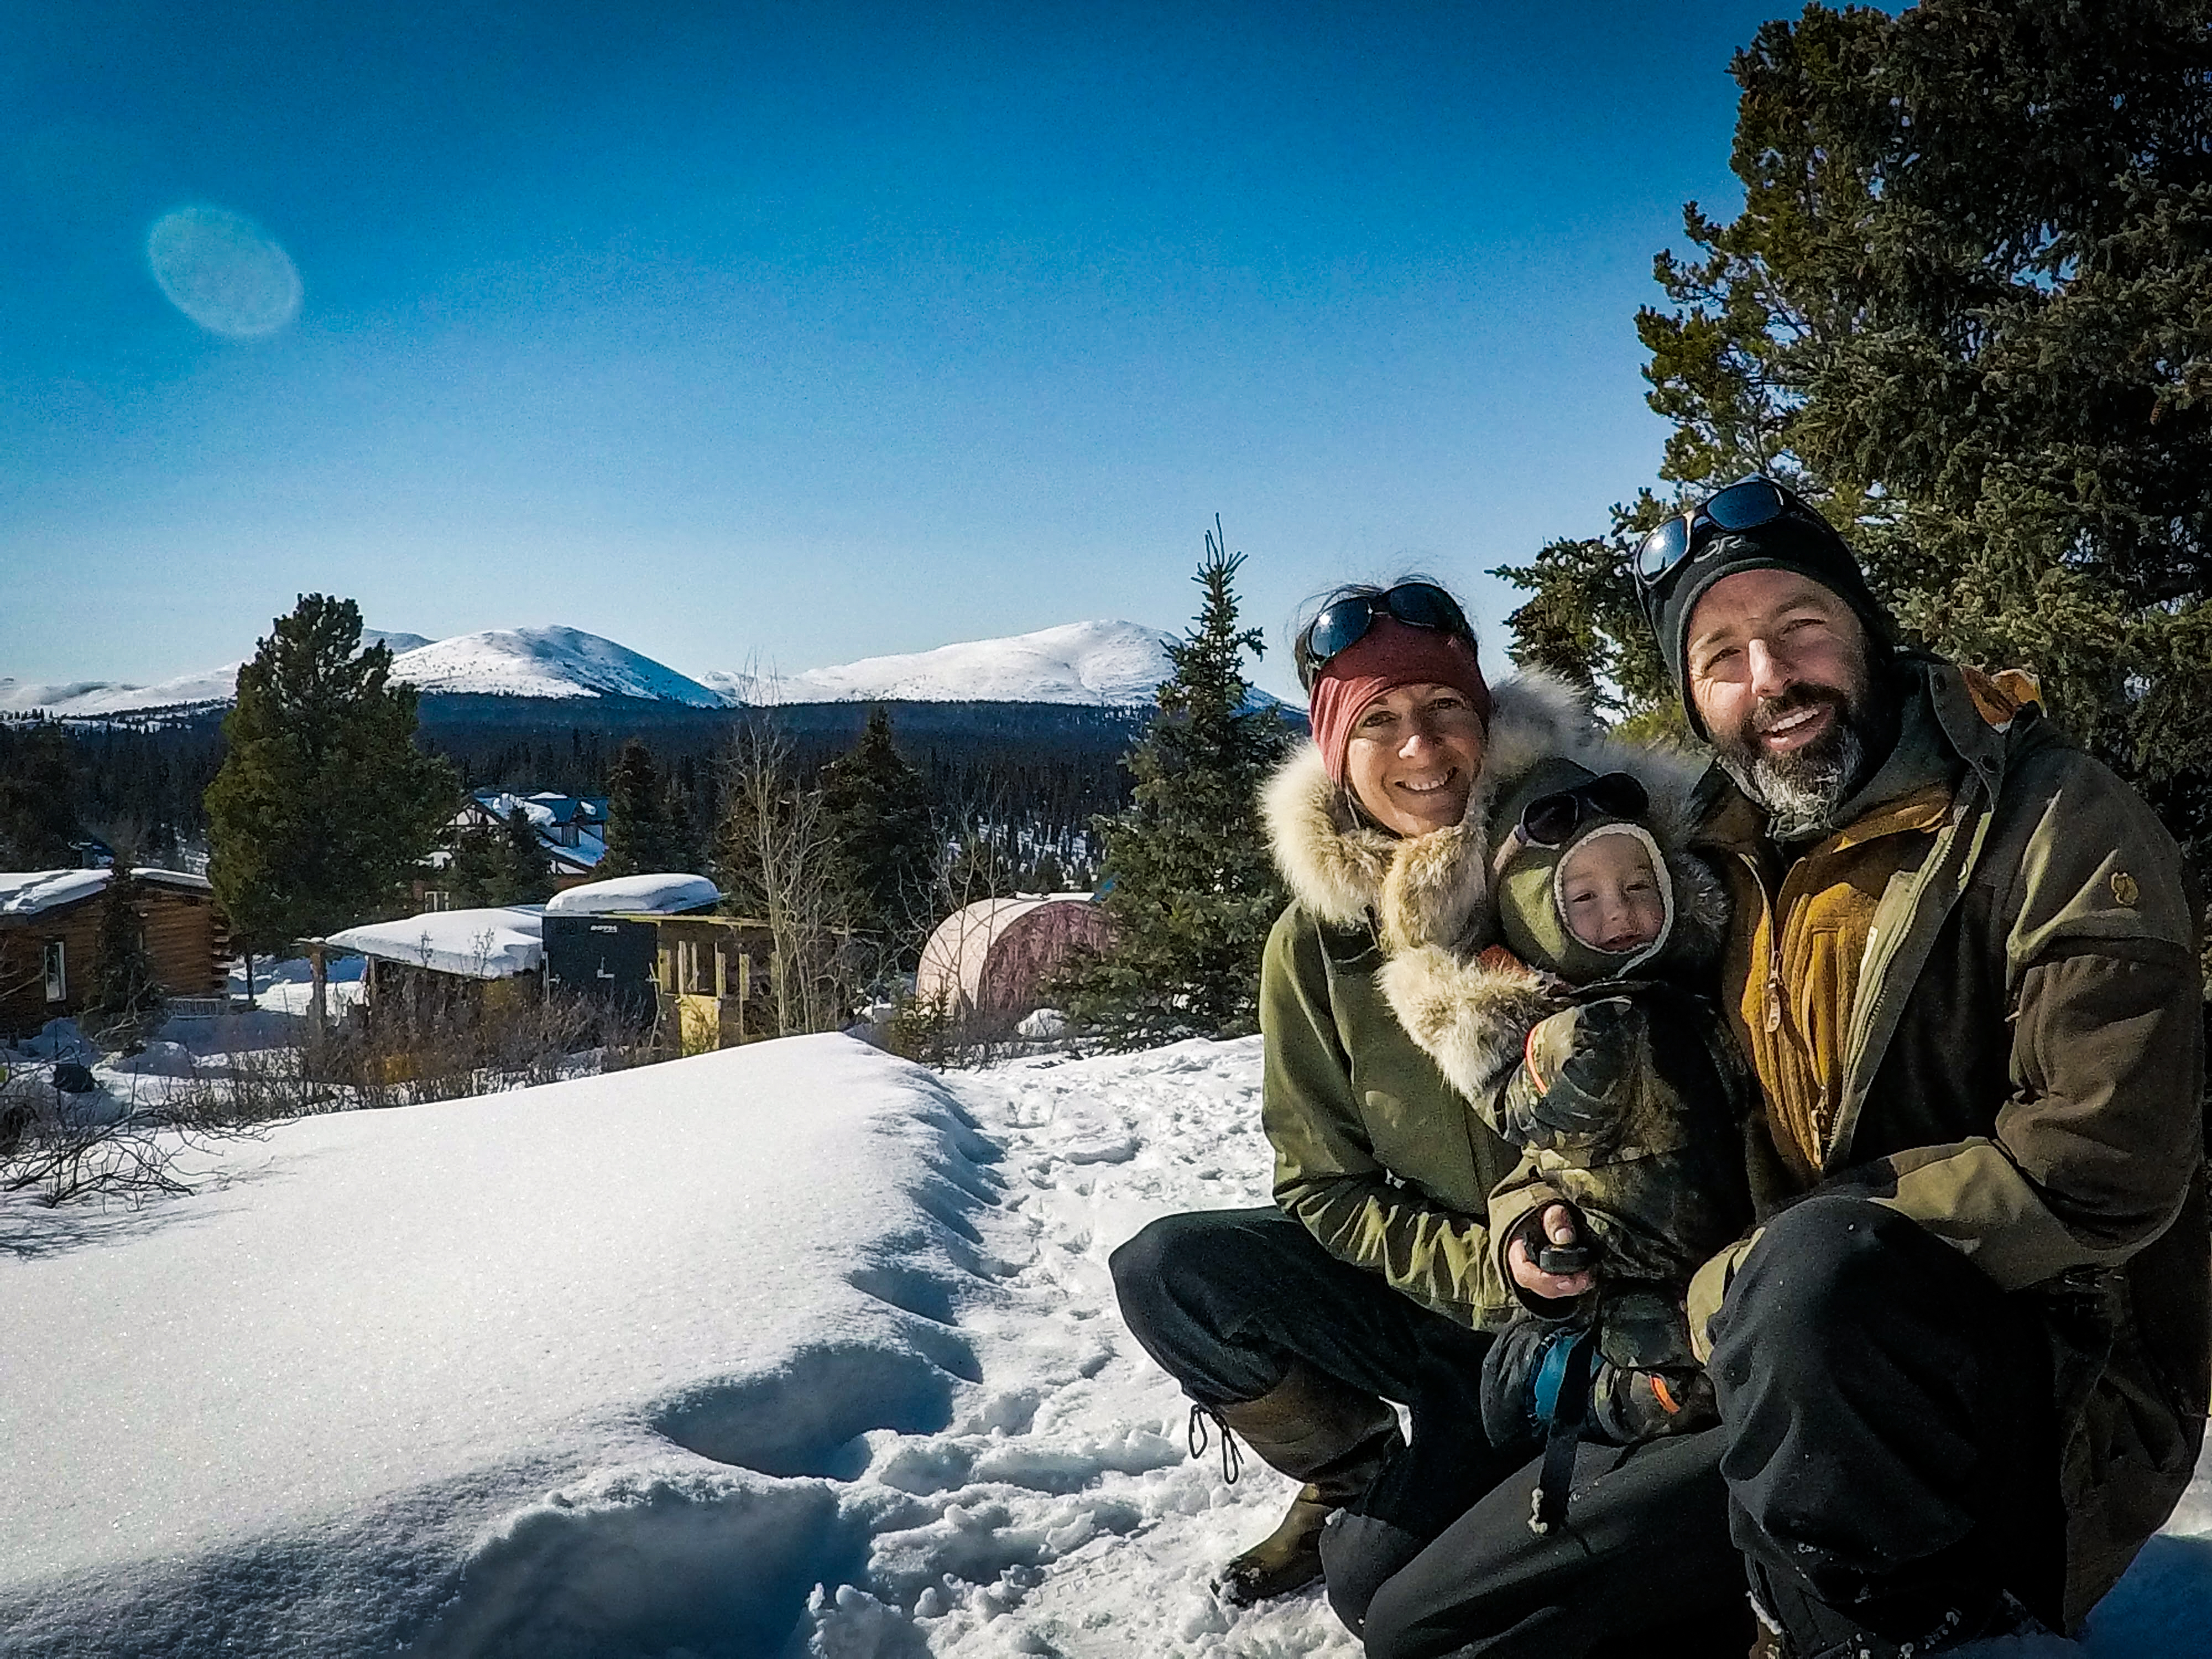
[43,940,66,1002]
[422,890,452,912]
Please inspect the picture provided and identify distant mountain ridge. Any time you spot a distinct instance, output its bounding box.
[700,620,1180,708]
[0,619,1260,718]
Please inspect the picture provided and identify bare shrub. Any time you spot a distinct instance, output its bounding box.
[0,1050,268,1209]
[718,718,873,1037]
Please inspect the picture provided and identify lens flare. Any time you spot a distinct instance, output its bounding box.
[146,205,302,338]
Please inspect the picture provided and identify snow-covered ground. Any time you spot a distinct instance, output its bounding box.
[1,1033,2205,1657]
[225,951,368,1018]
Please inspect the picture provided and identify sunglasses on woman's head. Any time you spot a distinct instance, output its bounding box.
[1629,477,1807,609]
[1514,773,1650,848]
[1295,582,1473,690]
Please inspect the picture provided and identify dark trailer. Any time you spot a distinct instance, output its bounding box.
[542,914,658,1020]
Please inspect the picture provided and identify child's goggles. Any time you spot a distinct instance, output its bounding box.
[1513,772,1650,848]
[1295,582,1473,690]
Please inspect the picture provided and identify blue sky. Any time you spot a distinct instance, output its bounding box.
[3,1,1814,700]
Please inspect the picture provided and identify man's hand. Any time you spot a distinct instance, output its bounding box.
[1507,1202,1595,1301]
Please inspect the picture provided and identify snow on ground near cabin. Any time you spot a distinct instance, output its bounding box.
[224,952,367,1019]
[2,1034,2206,1657]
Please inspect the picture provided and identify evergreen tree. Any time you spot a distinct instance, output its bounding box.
[1060,519,1291,1045]
[86,864,165,1038]
[0,721,79,867]
[1498,0,2212,848]
[445,803,553,906]
[205,595,458,961]
[446,821,508,907]
[601,738,691,875]
[819,707,937,958]
[500,804,555,904]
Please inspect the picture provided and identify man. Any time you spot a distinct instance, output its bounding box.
[1638,481,2208,1655]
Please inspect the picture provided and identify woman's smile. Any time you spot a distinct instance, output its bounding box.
[1344,683,1486,836]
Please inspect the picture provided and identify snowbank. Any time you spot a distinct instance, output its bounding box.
[0,1035,1003,1656]
[323,906,545,979]
[3,1031,2204,1657]
[545,874,722,916]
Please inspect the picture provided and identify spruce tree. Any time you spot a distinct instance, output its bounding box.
[500,804,555,904]
[819,707,937,957]
[1061,519,1290,1045]
[86,864,164,1039]
[205,595,458,961]
[1496,0,2212,848]
[0,722,79,867]
[446,809,504,907]
[601,738,690,875]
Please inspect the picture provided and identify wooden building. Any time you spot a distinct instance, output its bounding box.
[0,868,228,1039]
[540,878,774,1055]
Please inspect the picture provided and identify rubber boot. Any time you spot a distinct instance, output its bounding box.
[1209,1363,1405,1606]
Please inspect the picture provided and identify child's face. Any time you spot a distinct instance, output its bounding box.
[1559,833,1665,955]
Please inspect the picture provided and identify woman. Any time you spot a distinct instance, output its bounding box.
[1111,580,1741,1647]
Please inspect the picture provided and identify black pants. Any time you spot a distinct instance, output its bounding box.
[1361,1194,2066,1658]
[1710,1195,2066,1642]
[1109,1206,1520,1623]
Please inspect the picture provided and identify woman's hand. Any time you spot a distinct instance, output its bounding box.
[1507,1202,1595,1301]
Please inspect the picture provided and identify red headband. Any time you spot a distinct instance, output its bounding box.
[1308,615,1492,786]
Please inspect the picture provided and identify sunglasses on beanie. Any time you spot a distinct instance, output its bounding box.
[1629,477,1816,614]
[1295,582,1474,691]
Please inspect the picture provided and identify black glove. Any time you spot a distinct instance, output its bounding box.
[1480,1316,1598,1451]
[1498,997,1645,1148]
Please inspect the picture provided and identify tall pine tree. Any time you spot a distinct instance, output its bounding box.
[819,707,937,960]
[600,738,693,875]
[1060,519,1290,1045]
[0,722,80,867]
[86,864,164,1038]
[1497,0,2212,844]
[500,804,555,904]
[205,596,457,961]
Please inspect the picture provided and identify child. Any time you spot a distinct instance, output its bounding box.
[1470,759,1755,1526]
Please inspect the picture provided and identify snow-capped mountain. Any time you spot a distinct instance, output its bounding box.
[2,618,1263,718]
[0,629,440,719]
[0,662,246,718]
[701,619,1178,707]
[389,627,724,706]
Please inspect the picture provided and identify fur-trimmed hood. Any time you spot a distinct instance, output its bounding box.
[1260,672,1726,1103]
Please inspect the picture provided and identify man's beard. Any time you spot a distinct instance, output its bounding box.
[1712,680,1881,840]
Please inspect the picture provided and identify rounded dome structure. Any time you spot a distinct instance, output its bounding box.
[915,895,1112,1029]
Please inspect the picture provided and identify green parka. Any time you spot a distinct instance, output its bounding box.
[1684,656,2209,1631]
[1256,674,1710,1329]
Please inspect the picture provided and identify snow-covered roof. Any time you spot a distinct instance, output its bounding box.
[0,867,212,918]
[322,907,545,978]
[542,874,721,917]
[0,870,107,917]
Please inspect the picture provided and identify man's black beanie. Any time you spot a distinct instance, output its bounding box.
[1649,507,1896,738]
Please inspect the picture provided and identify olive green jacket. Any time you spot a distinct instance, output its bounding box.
[1686,656,2209,1630]
[1258,674,1709,1327]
